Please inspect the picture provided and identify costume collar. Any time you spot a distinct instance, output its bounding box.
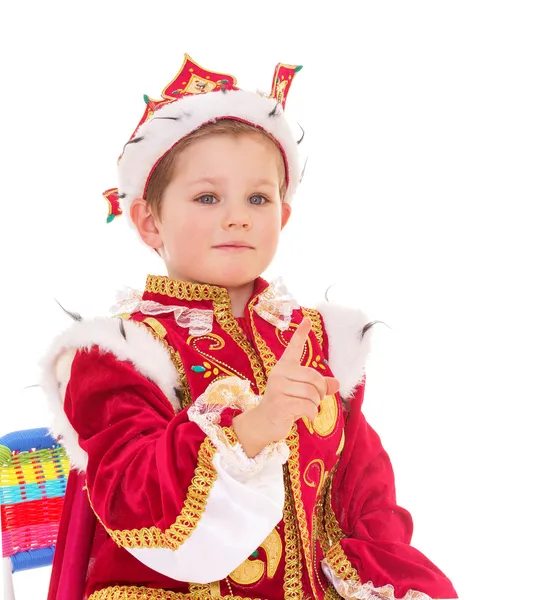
[111,275,299,336]
[142,274,269,308]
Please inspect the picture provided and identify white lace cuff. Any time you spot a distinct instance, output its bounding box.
[187,377,289,483]
[322,560,432,600]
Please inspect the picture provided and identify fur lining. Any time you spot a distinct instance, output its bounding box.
[39,317,179,471]
[317,302,373,400]
[118,90,301,231]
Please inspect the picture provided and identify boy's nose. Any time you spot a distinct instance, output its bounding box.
[223,210,251,230]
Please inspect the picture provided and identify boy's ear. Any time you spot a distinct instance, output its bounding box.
[281,202,292,230]
[130,198,163,249]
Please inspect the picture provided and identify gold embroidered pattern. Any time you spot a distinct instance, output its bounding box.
[212,301,267,393]
[86,437,217,549]
[283,466,304,599]
[285,426,320,600]
[88,586,263,600]
[187,333,249,383]
[301,308,324,347]
[248,302,278,377]
[229,528,283,585]
[187,583,211,598]
[325,541,361,584]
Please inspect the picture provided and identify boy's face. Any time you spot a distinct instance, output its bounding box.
[148,132,291,288]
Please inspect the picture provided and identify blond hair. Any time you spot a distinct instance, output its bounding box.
[144,119,287,217]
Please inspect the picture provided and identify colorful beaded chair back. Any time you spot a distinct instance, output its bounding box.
[0,428,70,597]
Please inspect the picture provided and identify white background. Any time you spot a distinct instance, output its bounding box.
[1,1,533,599]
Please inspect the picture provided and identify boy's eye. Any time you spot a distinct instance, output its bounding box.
[196,194,217,204]
[249,194,267,205]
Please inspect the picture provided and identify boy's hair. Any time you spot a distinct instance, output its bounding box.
[145,119,288,218]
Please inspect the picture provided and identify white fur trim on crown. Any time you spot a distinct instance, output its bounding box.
[317,301,373,400]
[118,89,301,227]
[39,317,179,472]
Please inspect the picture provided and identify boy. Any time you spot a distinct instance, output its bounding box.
[41,55,457,600]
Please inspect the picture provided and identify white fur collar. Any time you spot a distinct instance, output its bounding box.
[39,317,179,472]
[316,301,373,400]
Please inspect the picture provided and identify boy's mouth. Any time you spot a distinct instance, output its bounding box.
[213,242,255,250]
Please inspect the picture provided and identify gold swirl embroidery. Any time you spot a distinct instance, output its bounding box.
[85,437,217,549]
[88,586,263,600]
[186,333,248,382]
[303,395,338,437]
[303,459,328,496]
[229,528,283,585]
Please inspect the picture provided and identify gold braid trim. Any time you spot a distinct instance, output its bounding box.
[171,347,193,408]
[145,275,231,303]
[221,426,239,446]
[324,465,345,548]
[212,301,267,393]
[248,302,278,378]
[86,437,217,549]
[325,541,361,584]
[282,466,304,599]
[301,307,324,348]
[286,427,321,600]
[88,586,263,600]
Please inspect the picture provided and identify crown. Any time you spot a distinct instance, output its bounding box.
[103,54,303,224]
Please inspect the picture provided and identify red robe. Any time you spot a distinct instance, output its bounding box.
[43,275,457,600]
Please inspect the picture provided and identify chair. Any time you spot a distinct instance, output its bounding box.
[0,428,70,600]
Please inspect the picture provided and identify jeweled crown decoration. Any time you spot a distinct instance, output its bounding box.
[103,54,302,223]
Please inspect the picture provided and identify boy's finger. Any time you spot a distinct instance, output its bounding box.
[325,377,340,396]
[279,318,312,365]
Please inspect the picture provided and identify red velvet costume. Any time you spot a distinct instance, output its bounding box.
[41,275,457,600]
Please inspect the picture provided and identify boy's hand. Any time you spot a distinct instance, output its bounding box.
[233,318,340,457]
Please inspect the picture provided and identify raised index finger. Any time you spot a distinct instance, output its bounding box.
[280,318,312,365]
